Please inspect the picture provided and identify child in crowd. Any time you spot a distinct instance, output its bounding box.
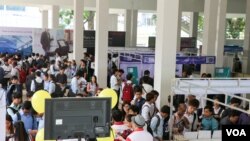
[131,86,145,112]
[201,106,218,132]
[184,99,200,132]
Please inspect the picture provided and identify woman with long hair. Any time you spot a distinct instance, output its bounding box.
[86,75,98,96]
[12,121,30,141]
[6,115,14,141]
[121,102,131,118]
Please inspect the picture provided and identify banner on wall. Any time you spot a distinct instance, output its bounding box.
[176,56,216,64]
[0,27,32,57]
[0,27,69,57]
[33,29,66,56]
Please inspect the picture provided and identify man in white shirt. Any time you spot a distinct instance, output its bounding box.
[111,110,129,139]
[184,99,200,132]
[126,115,153,141]
[141,92,155,123]
[2,58,12,88]
[110,69,120,109]
[110,69,120,91]
[10,61,19,79]
[70,72,81,96]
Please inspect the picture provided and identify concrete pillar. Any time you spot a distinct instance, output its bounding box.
[41,10,48,28]
[73,0,84,64]
[125,9,138,47]
[51,5,60,29]
[201,0,219,75]
[244,0,250,73]
[125,10,132,47]
[154,0,181,108]
[215,0,227,68]
[189,12,199,38]
[109,14,118,31]
[95,0,109,88]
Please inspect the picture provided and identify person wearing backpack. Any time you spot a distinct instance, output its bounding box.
[183,99,200,132]
[150,105,170,141]
[141,92,155,123]
[48,74,63,98]
[121,73,134,103]
[30,71,44,92]
[12,101,38,137]
[6,76,22,106]
[16,66,27,85]
[7,93,22,120]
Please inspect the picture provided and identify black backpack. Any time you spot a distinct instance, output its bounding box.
[34,79,44,91]
[51,83,63,98]
[7,106,21,115]
[147,114,161,136]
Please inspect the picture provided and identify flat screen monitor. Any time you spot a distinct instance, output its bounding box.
[44,97,111,140]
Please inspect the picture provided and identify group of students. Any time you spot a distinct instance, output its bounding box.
[108,68,250,141]
[111,89,171,141]
[0,52,102,141]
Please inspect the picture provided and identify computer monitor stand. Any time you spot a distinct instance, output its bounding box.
[74,132,97,141]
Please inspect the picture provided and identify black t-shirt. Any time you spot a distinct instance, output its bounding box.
[56,73,67,84]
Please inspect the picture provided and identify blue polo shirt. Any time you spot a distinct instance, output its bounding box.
[201,116,218,132]
[12,109,38,132]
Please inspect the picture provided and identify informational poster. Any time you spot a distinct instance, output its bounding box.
[33,28,65,56]
[0,27,32,57]
[119,53,142,85]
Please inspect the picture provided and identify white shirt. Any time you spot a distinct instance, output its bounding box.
[7,103,21,120]
[11,66,19,78]
[111,122,129,137]
[50,65,58,75]
[141,102,154,122]
[110,75,119,91]
[48,82,56,94]
[2,64,12,78]
[0,88,6,141]
[142,83,153,99]
[30,77,43,92]
[56,56,61,64]
[184,112,198,132]
[126,128,153,141]
[71,77,79,94]
[78,77,87,94]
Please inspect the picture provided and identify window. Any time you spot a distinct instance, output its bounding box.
[0,5,4,10]
[6,6,25,11]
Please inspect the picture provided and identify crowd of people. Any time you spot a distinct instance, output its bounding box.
[1,52,250,141]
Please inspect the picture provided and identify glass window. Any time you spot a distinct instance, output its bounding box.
[0,5,4,10]
[6,6,25,11]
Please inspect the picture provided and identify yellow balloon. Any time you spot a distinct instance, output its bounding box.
[36,128,55,141]
[99,88,118,109]
[31,90,51,114]
[97,129,115,141]
[36,128,44,141]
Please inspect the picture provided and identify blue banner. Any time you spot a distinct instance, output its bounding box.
[224,45,243,53]
[176,56,216,64]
